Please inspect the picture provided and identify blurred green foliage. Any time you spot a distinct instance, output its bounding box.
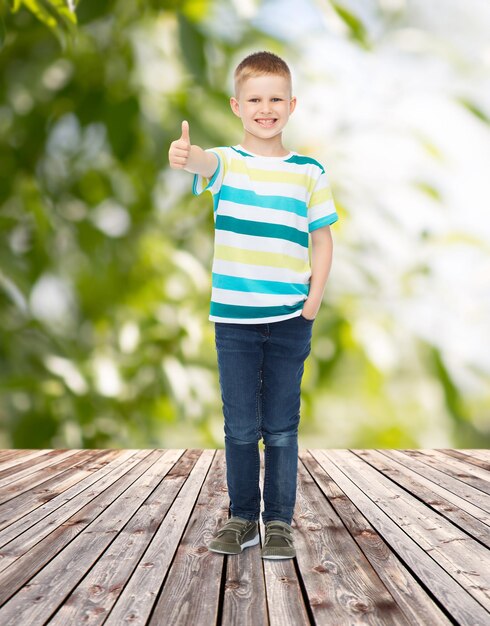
[1,0,488,450]
[2,0,77,50]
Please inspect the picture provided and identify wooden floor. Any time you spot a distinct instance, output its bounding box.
[0,449,488,625]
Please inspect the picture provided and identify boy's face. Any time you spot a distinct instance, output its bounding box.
[230,74,296,141]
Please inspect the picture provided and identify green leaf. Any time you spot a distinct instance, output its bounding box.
[331,1,369,48]
[9,0,78,49]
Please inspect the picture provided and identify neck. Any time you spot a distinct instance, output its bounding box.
[239,132,289,157]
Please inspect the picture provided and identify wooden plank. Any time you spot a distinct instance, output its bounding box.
[428,449,490,477]
[309,449,490,625]
[0,450,113,531]
[0,449,134,552]
[458,450,490,462]
[258,449,308,626]
[355,450,490,548]
[102,449,215,625]
[377,449,490,527]
[0,449,83,495]
[0,451,30,463]
[299,450,451,626]
[0,450,54,473]
[398,450,490,506]
[295,452,411,625]
[440,450,490,471]
[223,448,270,626]
[0,450,155,604]
[409,450,490,494]
[0,450,179,625]
[148,450,229,626]
[326,450,490,610]
[45,449,199,625]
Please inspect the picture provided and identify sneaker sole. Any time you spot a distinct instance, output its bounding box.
[208,533,260,554]
[261,553,295,560]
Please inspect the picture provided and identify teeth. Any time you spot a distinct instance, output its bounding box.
[256,119,276,126]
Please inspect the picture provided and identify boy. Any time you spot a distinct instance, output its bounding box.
[168,51,338,559]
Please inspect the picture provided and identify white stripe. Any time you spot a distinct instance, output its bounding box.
[309,199,337,223]
[218,199,308,229]
[214,229,308,261]
[211,287,305,307]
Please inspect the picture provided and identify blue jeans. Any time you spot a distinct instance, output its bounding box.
[214,313,314,525]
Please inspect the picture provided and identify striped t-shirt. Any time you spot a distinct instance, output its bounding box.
[192,144,339,324]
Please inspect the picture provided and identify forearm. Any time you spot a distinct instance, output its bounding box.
[303,227,334,317]
[185,145,217,178]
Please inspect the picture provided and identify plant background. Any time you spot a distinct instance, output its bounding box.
[1,0,489,450]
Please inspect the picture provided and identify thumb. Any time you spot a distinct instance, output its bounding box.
[181,120,190,144]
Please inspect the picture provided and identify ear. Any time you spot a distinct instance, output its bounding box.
[230,96,241,117]
[289,96,297,114]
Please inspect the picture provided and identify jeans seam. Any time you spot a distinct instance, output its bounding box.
[255,357,263,515]
[264,444,269,522]
[256,362,263,438]
[255,442,260,518]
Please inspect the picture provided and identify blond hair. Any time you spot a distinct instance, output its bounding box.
[234,51,292,98]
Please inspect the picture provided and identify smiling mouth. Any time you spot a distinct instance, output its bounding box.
[255,119,277,127]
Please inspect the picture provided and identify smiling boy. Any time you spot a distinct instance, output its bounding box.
[169,51,338,559]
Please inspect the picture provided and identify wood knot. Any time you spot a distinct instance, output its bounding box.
[225,581,240,589]
[358,528,377,538]
[306,524,322,531]
[348,598,373,613]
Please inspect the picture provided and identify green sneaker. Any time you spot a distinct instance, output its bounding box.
[261,520,296,559]
[208,516,259,555]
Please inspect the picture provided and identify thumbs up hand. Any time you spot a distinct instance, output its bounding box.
[169,120,192,169]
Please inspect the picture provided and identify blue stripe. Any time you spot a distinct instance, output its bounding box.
[215,215,308,248]
[231,146,252,157]
[309,213,338,232]
[285,154,325,173]
[213,273,309,295]
[220,185,306,216]
[192,150,221,196]
[210,300,305,319]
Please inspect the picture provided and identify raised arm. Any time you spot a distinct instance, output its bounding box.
[168,120,218,178]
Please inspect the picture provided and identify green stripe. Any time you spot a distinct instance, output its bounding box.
[215,215,308,248]
[210,301,304,319]
[231,146,252,157]
[285,154,325,173]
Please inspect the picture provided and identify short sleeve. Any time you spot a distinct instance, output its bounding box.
[192,147,227,196]
[308,168,338,232]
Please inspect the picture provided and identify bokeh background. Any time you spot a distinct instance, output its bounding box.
[1,0,489,450]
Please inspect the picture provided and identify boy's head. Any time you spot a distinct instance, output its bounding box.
[233,51,292,99]
[230,51,296,141]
